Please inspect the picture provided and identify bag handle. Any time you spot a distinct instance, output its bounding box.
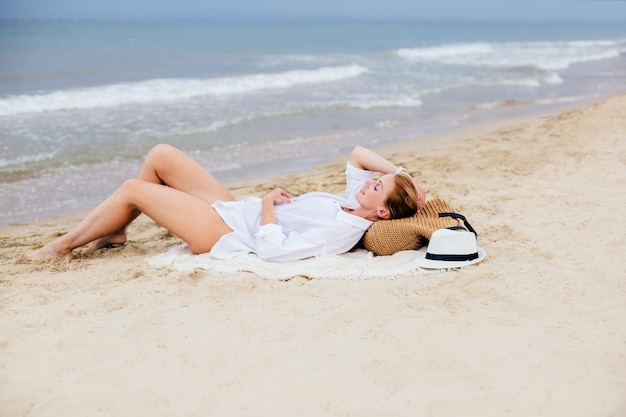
[438,212,477,237]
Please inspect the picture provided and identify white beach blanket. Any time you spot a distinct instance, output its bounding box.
[146,244,439,280]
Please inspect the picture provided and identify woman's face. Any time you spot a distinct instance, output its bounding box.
[355,174,394,218]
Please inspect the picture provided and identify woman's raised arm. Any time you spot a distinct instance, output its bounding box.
[349,145,399,174]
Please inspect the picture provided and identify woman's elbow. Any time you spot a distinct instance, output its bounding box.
[349,145,367,169]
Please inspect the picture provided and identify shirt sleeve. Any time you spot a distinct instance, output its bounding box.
[253,162,375,263]
[254,223,349,263]
[345,161,376,200]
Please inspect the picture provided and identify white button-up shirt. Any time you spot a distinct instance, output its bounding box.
[210,162,374,262]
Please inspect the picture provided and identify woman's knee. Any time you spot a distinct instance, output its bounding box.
[146,143,177,164]
[116,178,144,200]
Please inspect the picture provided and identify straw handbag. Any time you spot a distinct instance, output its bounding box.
[363,197,461,256]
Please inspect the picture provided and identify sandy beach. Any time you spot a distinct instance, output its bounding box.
[1,94,625,416]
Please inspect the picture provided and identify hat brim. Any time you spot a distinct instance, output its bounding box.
[414,247,487,269]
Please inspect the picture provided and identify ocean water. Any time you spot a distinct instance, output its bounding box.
[1,19,625,226]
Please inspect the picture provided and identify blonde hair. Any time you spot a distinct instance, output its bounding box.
[385,173,419,220]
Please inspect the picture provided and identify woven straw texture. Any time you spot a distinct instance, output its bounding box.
[363,197,460,256]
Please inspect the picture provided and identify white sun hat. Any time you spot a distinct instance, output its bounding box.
[415,227,486,269]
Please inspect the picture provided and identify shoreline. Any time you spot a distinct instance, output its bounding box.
[2,94,625,416]
[0,93,604,233]
[0,90,615,230]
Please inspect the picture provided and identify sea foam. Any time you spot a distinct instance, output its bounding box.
[395,39,625,71]
[0,64,369,117]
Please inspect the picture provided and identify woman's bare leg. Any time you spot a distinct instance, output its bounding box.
[138,144,236,203]
[28,178,233,260]
[29,144,236,259]
[86,144,236,252]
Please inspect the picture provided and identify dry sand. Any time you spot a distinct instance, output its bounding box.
[1,95,625,416]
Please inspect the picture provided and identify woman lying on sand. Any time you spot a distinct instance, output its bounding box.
[28,144,425,263]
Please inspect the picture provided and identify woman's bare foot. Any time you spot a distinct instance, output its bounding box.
[25,242,73,261]
[85,232,127,253]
